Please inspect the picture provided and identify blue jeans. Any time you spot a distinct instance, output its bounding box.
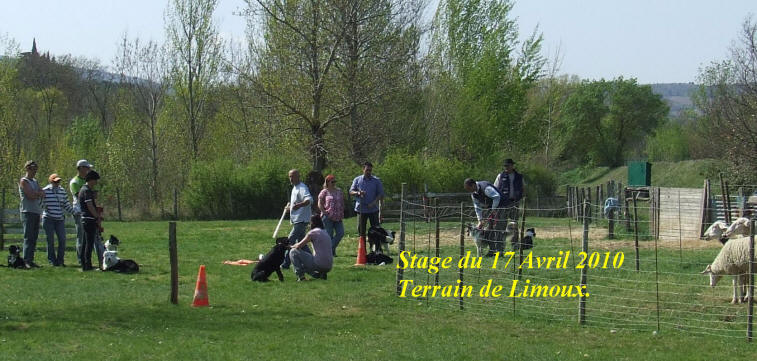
[322,216,344,256]
[289,248,329,278]
[42,217,66,265]
[22,212,41,263]
[74,213,83,262]
[281,222,311,268]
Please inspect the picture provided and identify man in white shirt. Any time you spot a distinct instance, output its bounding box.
[281,169,313,269]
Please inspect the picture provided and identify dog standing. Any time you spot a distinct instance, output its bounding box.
[251,237,290,282]
[367,225,395,255]
[466,224,488,258]
[512,228,535,251]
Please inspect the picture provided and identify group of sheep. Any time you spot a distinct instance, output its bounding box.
[701,217,755,304]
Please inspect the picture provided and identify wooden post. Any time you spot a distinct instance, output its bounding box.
[116,188,122,222]
[0,188,5,250]
[748,219,755,342]
[725,181,733,222]
[518,197,527,280]
[396,183,407,296]
[633,192,640,272]
[434,198,440,287]
[719,173,731,224]
[700,179,711,238]
[459,202,465,311]
[625,188,633,232]
[169,222,178,305]
[174,188,179,220]
[566,185,571,218]
[739,187,745,218]
[608,209,615,240]
[579,201,589,325]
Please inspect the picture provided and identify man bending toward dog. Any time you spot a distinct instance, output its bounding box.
[289,215,333,281]
[281,169,313,269]
[464,178,504,256]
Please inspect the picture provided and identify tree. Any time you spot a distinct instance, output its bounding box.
[426,0,545,163]
[165,0,222,160]
[694,16,757,182]
[115,35,169,206]
[242,0,349,172]
[561,77,668,167]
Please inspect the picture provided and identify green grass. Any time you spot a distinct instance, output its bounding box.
[558,159,725,190]
[2,218,756,360]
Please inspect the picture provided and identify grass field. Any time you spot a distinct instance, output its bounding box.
[2,217,757,360]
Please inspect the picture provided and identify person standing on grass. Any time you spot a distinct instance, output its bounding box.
[281,169,313,269]
[349,162,384,240]
[493,158,524,226]
[463,178,503,256]
[70,159,92,263]
[318,174,344,256]
[42,173,79,266]
[78,170,101,271]
[289,215,333,281]
[19,160,45,268]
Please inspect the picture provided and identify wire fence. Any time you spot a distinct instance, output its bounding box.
[390,186,757,341]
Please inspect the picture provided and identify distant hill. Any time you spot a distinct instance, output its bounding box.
[648,83,698,117]
[559,159,724,190]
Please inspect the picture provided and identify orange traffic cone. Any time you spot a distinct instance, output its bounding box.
[191,265,209,307]
[354,236,367,266]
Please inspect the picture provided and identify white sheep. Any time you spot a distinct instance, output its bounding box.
[701,236,755,304]
[724,217,752,238]
[703,221,728,242]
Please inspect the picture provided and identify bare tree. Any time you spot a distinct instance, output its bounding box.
[115,34,169,205]
[165,0,222,160]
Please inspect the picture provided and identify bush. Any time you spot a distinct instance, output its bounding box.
[184,156,300,220]
[378,151,470,196]
[646,122,690,162]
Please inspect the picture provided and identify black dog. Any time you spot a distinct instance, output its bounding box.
[251,237,290,282]
[367,225,395,255]
[7,245,28,269]
[366,251,393,265]
[512,228,535,251]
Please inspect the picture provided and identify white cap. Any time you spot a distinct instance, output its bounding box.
[76,159,92,168]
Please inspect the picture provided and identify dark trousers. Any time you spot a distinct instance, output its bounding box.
[485,204,520,252]
[357,212,380,237]
[81,219,98,270]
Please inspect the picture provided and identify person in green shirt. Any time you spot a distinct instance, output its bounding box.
[70,159,91,263]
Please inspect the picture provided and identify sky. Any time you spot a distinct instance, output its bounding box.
[1,0,756,84]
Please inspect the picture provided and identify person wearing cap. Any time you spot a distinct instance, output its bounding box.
[78,170,101,271]
[70,159,91,263]
[463,178,503,256]
[42,174,78,266]
[493,158,524,224]
[318,174,344,256]
[19,161,46,267]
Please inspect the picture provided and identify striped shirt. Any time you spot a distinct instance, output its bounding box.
[42,184,76,220]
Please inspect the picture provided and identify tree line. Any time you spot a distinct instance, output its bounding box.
[0,1,753,219]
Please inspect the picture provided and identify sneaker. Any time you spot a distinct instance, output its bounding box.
[297,276,307,282]
[29,262,42,268]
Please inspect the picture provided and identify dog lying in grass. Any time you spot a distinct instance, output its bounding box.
[251,237,290,282]
[102,235,140,273]
[7,245,28,269]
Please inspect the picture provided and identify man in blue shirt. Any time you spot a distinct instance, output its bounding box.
[349,162,385,238]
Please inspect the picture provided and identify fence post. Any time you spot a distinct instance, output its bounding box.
[434,198,440,288]
[116,187,123,222]
[633,192,640,272]
[748,219,755,342]
[1,188,5,250]
[719,173,731,224]
[174,188,179,220]
[566,185,571,218]
[725,180,733,222]
[654,205,661,333]
[169,221,178,305]
[518,197,527,280]
[678,189,683,264]
[459,202,465,311]
[625,188,632,232]
[396,183,407,296]
[608,209,615,240]
[579,201,589,325]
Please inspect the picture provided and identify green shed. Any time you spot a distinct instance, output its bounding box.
[628,161,651,186]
